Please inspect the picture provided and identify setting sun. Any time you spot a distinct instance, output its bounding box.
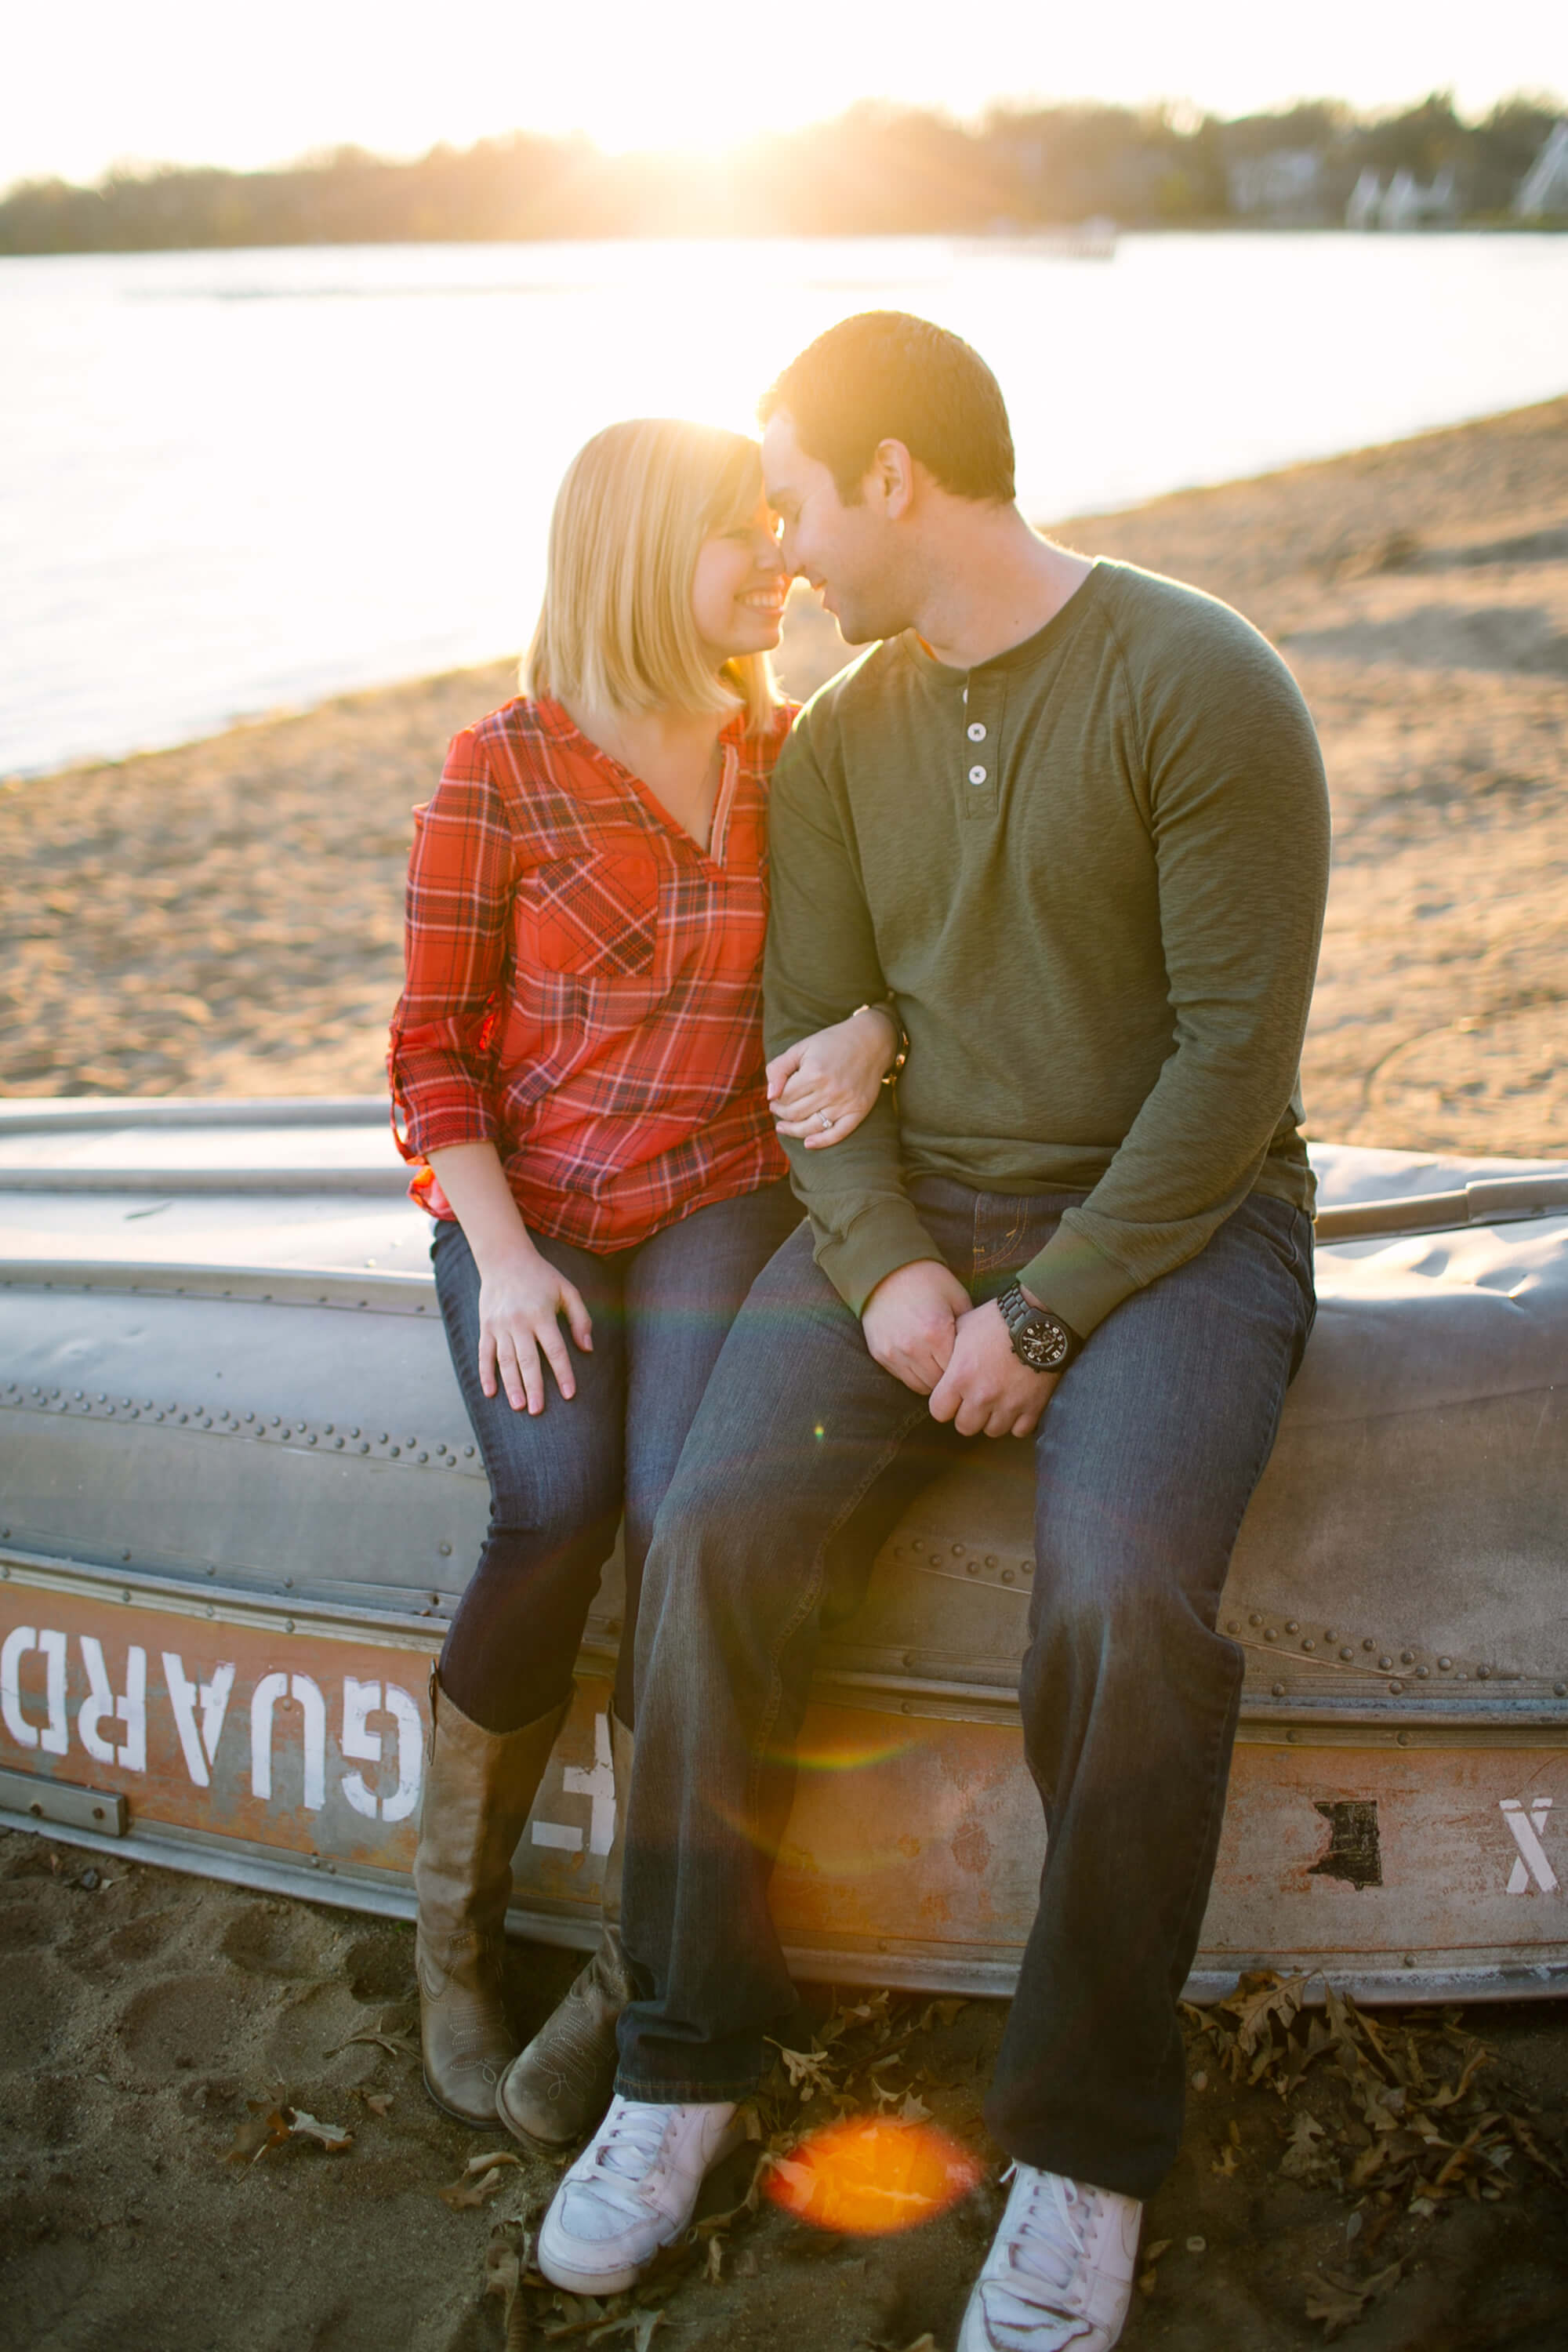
[3,0,1563,186]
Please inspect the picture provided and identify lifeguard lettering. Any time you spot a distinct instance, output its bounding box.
[162,1653,235,1790]
[341,1678,422,1823]
[79,1635,147,1772]
[0,1620,425,1832]
[1,1624,68,1755]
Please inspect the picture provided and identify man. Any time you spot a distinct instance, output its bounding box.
[538,312,1330,2350]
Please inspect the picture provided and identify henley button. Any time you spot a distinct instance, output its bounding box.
[967,764,987,786]
[967,721,986,742]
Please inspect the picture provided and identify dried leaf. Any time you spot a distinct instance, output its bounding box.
[288,2108,354,2152]
[898,2090,931,2125]
[486,2232,532,2352]
[1305,2261,1404,2341]
[1354,2089,1401,2145]
[1304,2274,1370,2338]
[225,2102,353,2162]
[703,2236,723,2283]
[1354,2009,1403,2083]
[362,2092,394,2118]
[1279,2114,1329,2181]
[331,2029,419,2061]
[441,2165,509,2210]
[1221,1971,1308,2057]
[1504,2113,1567,2185]
[1143,2240,1173,2264]
[1210,2145,1238,2178]
[767,2042,839,2100]
[225,2107,289,2165]
[486,2237,521,2299]
[1323,1983,1360,2060]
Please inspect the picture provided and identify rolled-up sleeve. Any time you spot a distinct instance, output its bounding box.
[387,726,515,1165]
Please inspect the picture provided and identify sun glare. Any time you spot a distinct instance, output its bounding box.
[764,2117,984,2235]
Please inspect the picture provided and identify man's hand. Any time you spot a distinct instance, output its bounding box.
[861,1258,971,1396]
[928,1298,1058,1439]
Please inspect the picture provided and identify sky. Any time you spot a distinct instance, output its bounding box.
[3,0,1565,190]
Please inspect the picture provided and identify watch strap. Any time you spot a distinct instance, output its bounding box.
[996,1282,1083,1373]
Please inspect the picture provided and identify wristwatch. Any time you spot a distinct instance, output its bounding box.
[996,1283,1083,1374]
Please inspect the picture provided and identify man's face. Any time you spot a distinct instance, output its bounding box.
[761,412,909,647]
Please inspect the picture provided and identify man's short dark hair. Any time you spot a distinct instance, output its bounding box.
[760,311,1015,506]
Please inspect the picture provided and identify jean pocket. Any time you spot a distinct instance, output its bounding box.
[1240,1195,1316,1341]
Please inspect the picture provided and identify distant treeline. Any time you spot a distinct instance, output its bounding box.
[2,93,1561,253]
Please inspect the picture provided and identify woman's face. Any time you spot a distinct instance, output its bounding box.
[690,497,788,668]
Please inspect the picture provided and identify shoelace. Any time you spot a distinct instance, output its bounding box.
[983,2166,1097,2332]
[574,2102,677,2224]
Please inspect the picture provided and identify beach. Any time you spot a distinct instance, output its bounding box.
[3,393,1565,1154]
[3,401,1567,2351]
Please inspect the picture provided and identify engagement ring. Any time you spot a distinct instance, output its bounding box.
[818,1111,833,1131]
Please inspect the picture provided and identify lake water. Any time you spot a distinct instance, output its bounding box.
[4,231,1566,779]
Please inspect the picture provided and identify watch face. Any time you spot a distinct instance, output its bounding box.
[1017,1312,1071,1372]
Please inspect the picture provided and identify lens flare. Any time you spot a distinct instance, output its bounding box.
[762,2116,983,2236]
[788,1733,917,1774]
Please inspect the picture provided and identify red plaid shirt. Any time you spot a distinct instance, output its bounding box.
[389,695,793,1250]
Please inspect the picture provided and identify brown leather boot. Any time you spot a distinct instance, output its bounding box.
[499,1711,636,2149]
[413,1675,568,2126]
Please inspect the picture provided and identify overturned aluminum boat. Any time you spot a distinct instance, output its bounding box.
[2,1098,1565,2005]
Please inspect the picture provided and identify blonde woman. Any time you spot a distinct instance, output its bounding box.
[388,419,898,2140]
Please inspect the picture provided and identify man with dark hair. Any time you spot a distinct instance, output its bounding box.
[758,308,1017,504]
[538,312,1330,2350]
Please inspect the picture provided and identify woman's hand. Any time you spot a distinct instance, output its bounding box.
[422,1144,594,1416]
[767,1003,900,1149]
[477,1245,594,1416]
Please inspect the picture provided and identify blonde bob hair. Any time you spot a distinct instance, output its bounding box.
[525,418,781,737]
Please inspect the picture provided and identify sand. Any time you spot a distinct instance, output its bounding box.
[2,394,1566,1154]
[3,402,1568,2350]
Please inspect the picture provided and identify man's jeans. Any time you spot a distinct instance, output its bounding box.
[615,1176,1315,2202]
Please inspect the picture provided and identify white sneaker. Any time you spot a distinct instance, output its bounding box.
[956,2164,1142,2350]
[536,2094,743,2295]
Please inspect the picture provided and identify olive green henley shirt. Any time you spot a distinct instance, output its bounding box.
[764,557,1332,1340]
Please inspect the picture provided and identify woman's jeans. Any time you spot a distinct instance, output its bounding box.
[615,1177,1316,2201]
[432,1179,800,1735]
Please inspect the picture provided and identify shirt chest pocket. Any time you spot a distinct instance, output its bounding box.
[517,850,661,980]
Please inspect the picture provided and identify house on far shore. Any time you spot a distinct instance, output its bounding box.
[1345,165,1459,230]
[1515,121,1568,218]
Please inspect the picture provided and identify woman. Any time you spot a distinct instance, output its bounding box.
[388,417,900,2141]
